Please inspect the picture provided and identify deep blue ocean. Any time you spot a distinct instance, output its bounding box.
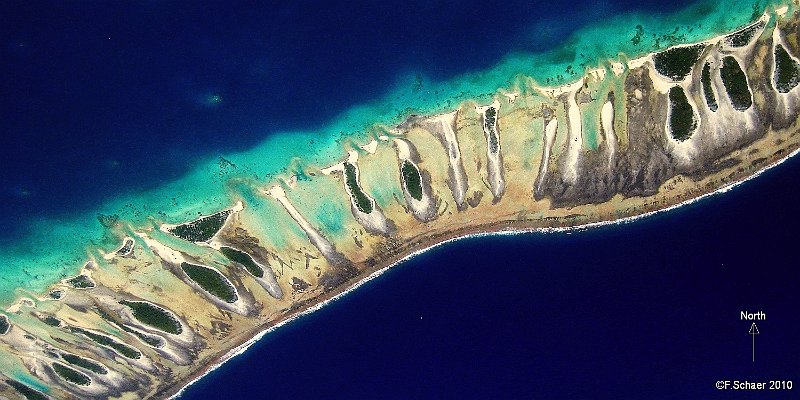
[181,155,800,399]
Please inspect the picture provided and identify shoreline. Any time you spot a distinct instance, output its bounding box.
[0,1,783,305]
[165,142,800,399]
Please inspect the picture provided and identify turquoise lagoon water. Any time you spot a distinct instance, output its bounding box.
[0,0,792,305]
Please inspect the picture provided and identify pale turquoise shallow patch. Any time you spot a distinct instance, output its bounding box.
[0,0,792,306]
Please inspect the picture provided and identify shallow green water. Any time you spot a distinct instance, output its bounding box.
[0,0,791,306]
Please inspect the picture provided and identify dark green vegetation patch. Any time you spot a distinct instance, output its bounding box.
[49,290,63,299]
[61,354,107,375]
[0,315,9,334]
[69,327,141,359]
[117,239,134,255]
[701,62,718,112]
[726,21,764,47]
[774,44,800,93]
[67,275,95,289]
[668,86,697,141]
[120,300,182,335]
[181,262,238,303]
[5,380,48,400]
[42,316,61,327]
[400,161,423,201]
[94,307,116,323]
[484,107,499,153]
[720,56,752,110]
[653,44,704,81]
[52,363,91,386]
[169,210,231,242]
[221,247,264,278]
[343,162,373,214]
[96,306,164,347]
[126,327,164,347]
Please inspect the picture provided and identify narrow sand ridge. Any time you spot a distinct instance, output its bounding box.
[321,150,395,236]
[601,94,618,166]
[419,111,469,209]
[476,100,506,200]
[393,138,438,222]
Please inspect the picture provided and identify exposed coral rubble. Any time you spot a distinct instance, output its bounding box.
[2,8,800,400]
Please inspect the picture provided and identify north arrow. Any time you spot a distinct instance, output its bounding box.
[749,322,760,363]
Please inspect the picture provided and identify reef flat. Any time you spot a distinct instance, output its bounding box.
[1,4,800,399]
